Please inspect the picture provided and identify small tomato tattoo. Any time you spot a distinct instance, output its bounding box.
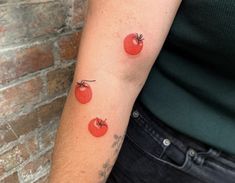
[124,33,144,55]
[75,80,96,104]
[88,117,108,137]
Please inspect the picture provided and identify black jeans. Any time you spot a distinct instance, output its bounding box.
[107,102,235,183]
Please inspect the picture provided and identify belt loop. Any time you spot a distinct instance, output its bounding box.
[207,148,221,158]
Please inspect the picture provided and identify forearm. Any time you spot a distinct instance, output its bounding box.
[49,0,181,182]
[50,78,136,183]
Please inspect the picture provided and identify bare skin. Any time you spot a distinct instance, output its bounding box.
[49,0,182,182]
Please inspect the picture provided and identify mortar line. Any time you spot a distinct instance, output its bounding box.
[6,122,19,139]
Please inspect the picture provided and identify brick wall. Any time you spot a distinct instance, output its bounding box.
[0,0,87,182]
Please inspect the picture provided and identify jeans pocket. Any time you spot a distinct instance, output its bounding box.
[125,132,193,172]
[126,112,194,172]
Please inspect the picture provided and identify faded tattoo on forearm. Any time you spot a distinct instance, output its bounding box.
[97,134,125,183]
[98,159,113,183]
[112,134,124,155]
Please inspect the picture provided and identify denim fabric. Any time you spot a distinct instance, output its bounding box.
[107,102,235,183]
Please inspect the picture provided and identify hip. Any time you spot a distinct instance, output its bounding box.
[107,101,235,183]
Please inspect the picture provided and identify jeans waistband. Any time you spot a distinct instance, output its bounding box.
[130,101,225,164]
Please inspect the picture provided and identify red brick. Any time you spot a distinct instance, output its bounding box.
[0,77,43,120]
[37,97,66,125]
[0,43,54,84]
[4,96,65,145]
[0,124,17,147]
[0,2,66,46]
[0,26,6,33]
[0,144,29,175]
[58,32,81,61]
[0,172,19,183]
[19,151,52,182]
[0,165,4,176]
[8,111,40,138]
[39,125,57,150]
[47,64,75,97]
[24,135,39,156]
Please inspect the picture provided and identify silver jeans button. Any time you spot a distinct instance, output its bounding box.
[163,139,171,146]
[188,148,196,157]
[132,110,140,118]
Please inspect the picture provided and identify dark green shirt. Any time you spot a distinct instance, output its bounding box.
[140,1,235,155]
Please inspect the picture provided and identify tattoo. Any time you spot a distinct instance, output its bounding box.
[98,159,113,183]
[97,134,125,183]
[124,33,144,55]
[88,118,108,137]
[75,80,96,104]
[112,134,124,155]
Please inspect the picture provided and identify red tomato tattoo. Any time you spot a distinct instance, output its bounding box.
[75,80,95,104]
[88,118,108,137]
[124,33,144,55]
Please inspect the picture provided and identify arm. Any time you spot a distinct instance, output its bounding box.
[49,0,182,182]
